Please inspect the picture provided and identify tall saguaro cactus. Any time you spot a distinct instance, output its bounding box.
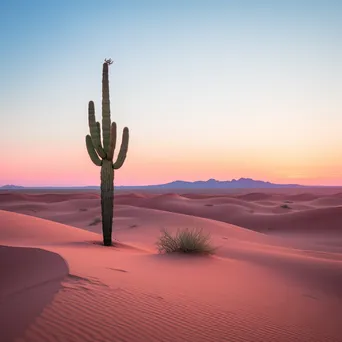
[85,59,129,246]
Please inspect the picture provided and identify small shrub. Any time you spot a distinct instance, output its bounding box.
[280,204,291,209]
[156,228,216,255]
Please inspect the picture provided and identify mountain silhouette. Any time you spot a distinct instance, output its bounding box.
[125,177,304,189]
[0,178,306,190]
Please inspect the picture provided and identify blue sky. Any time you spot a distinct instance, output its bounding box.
[1,0,342,186]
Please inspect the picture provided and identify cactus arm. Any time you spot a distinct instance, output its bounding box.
[86,135,102,166]
[102,62,111,154]
[95,121,107,158]
[107,122,117,161]
[88,101,106,158]
[113,127,129,169]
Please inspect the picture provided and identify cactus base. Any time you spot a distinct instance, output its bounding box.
[103,237,112,246]
[100,159,114,246]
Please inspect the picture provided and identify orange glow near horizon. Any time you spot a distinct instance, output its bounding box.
[1,144,342,187]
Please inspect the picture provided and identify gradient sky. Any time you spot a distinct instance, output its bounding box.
[1,0,342,186]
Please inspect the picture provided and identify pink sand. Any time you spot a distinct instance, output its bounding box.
[0,189,342,342]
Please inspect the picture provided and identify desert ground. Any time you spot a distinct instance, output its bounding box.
[0,188,342,342]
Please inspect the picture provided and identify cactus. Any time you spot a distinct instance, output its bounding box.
[85,58,129,246]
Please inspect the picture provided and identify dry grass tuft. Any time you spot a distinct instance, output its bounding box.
[156,228,216,255]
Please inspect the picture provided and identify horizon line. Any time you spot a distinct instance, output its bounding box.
[1,177,342,188]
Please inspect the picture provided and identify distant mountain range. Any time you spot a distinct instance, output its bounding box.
[0,185,26,189]
[0,178,310,190]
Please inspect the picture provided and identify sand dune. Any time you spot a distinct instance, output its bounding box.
[310,196,342,207]
[0,245,69,342]
[0,210,100,245]
[112,192,342,236]
[0,192,100,203]
[1,189,342,341]
[235,192,275,201]
[1,190,342,250]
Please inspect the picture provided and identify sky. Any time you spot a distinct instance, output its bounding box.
[1,0,342,186]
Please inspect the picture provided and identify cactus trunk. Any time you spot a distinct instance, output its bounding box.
[100,159,114,246]
[102,63,111,155]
